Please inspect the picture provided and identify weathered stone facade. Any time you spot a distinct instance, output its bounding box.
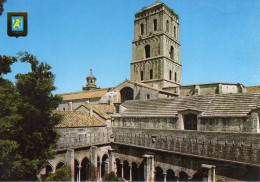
[131,2,182,88]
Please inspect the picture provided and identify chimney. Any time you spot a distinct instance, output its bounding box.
[68,102,73,111]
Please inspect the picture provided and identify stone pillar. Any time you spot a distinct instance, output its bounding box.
[177,114,184,130]
[143,154,155,182]
[202,164,216,182]
[108,149,115,173]
[65,149,74,182]
[195,85,200,95]
[90,146,98,179]
[218,84,223,94]
[77,166,81,182]
[68,101,73,111]
[129,164,132,181]
[121,161,124,178]
[250,110,260,133]
[99,159,102,181]
[163,172,167,182]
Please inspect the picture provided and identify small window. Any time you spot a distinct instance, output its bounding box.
[150,69,153,79]
[166,20,169,32]
[184,114,197,130]
[115,105,120,113]
[175,72,177,82]
[174,26,176,38]
[140,23,144,35]
[141,71,144,81]
[63,107,65,111]
[170,46,174,60]
[153,19,157,31]
[169,70,172,80]
[145,45,150,58]
[147,94,150,99]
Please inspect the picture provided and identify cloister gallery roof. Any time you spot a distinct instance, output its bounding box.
[54,111,106,128]
[120,93,260,118]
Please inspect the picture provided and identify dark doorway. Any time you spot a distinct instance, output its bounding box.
[123,160,130,180]
[132,162,139,181]
[74,160,79,181]
[139,162,145,181]
[120,87,134,103]
[116,158,122,178]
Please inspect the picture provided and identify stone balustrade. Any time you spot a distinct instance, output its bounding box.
[57,131,112,150]
[112,127,260,166]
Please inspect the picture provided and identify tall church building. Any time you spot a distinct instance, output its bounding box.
[131,1,181,89]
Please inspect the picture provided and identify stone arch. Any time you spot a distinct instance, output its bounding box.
[115,158,122,178]
[101,154,109,178]
[166,169,177,181]
[179,171,189,181]
[155,166,164,181]
[45,164,53,174]
[132,162,139,181]
[81,157,91,181]
[55,161,65,171]
[123,160,130,180]
[120,87,134,103]
[74,159,80,181]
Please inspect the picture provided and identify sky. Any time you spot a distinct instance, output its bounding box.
[0,0,259,94]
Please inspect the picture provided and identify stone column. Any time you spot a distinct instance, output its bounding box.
[177,114,184,130]
[121,161,124,178]
[99,159,102,181]
[129,164,132,181]
[77,166,81,182]
[202,164,216,182]
[163,172,167,182]
[108,149,115,173]
[90,146,98,179]
[143,154,155,182]
[65,149,74,182]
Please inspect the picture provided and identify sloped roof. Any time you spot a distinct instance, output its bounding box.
[54,111,106,128]
[121,93,260,118]
[75,103,114,119]
[246,86,260,93]
[59,88,111,101]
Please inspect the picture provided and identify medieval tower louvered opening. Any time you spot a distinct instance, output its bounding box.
[130,2,182,89]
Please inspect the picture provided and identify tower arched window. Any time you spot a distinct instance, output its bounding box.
[166,20,169,32]
[169,70,172,80]
[145,45,150,58]
[150,69,153,79]
[153,19,157,31]
[140,23,144,35]
[174,26,176,38]
[175,72,177,82]
[141,71,144,81]
[170,46,174,60]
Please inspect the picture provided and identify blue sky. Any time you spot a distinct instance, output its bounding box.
[1,0,259,94]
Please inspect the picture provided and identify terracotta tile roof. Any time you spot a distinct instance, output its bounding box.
[75,103,114,119]
[59,88,111,101]
[54,111,106,128]
[246,86,260,93]
[121,93,260,118]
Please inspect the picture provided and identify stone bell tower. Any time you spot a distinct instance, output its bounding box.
[130,1,182,88]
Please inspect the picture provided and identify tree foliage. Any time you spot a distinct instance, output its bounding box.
[41,164,70,181]
[0,52,62,180]
[103,171,121,181]
[0,0,7,16]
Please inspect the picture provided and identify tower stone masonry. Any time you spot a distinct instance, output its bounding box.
[130,1,182,89]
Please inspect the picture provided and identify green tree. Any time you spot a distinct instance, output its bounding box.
[0,0,7,16]
[41,164,70,181]
[0,52,62,180]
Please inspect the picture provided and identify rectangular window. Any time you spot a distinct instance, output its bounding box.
[150,69,153,79]
[141,71,144,81]
[146,94,150,99]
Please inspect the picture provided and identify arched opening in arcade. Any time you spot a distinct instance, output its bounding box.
[139,162,145,181]
[123,160,130,180]
[116,158,122,178]
[179,171,189,181]
[120,87,134,103]
[97,156,101,180]
[101,154,109,178]
[74,159,80,181]
[132,162,139,181]
[45,164,53,175]
[155,166,164,181]
[56,161,64,171]
[81,157,90,181]
[166,169,177,181]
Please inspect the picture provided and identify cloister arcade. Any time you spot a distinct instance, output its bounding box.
[44,151,204,182]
